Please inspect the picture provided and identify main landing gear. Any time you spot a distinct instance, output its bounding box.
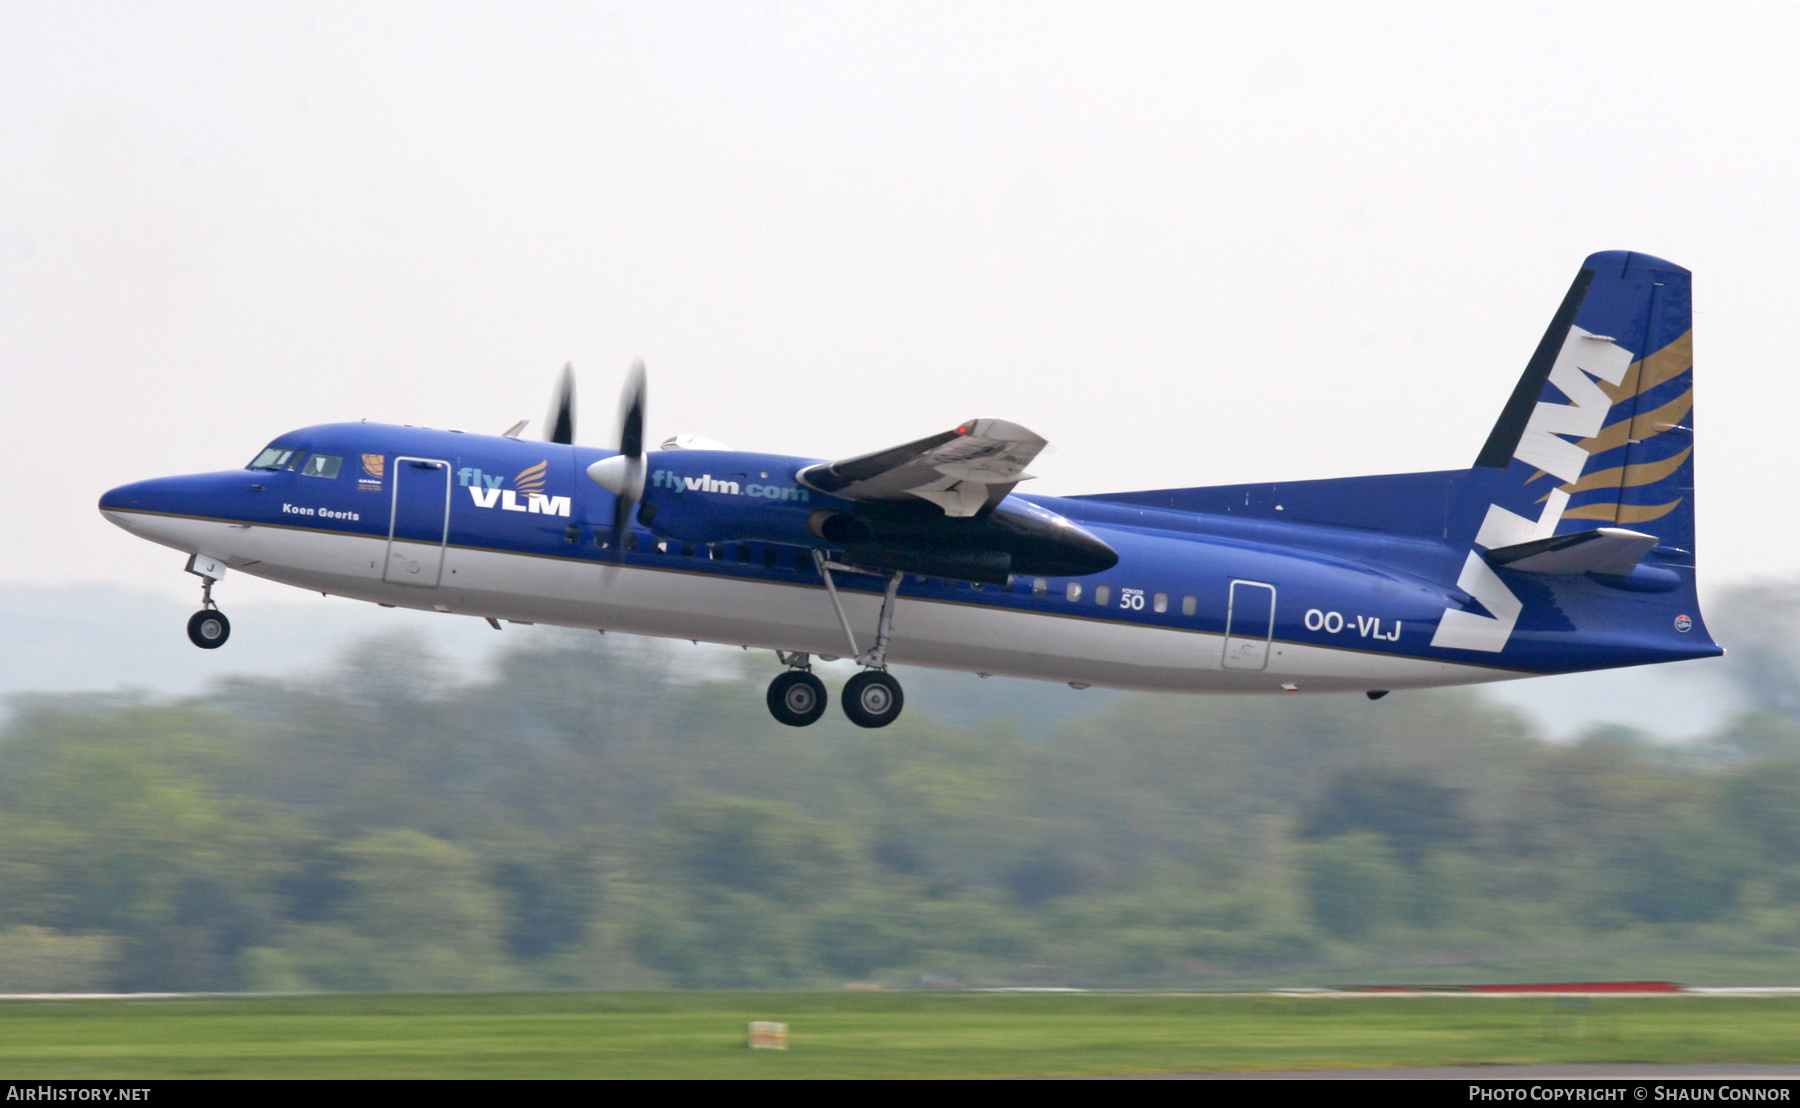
[842,670,903,729]
[764,555,907,729]
[767,667,828,727]
[766,654,905,730]
[184,554,231,650]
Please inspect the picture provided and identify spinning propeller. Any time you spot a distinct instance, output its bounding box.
[510,361,652,563]
[501,361,577,442]
[545,362,576,445]
[585,359,649,561]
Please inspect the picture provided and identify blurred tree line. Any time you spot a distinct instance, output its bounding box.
[2,601,1800,992]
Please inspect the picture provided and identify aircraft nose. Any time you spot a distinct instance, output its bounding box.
[98,478,158,514]
[99,478,165,537]
[101,478,175,538]
[98,472,252,532]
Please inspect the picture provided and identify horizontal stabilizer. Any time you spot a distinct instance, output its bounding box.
[1486,527,1658,575]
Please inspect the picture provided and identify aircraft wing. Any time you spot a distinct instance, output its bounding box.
[796,418,1047,518]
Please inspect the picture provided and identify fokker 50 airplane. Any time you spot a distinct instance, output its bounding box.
[100,250,1718,728]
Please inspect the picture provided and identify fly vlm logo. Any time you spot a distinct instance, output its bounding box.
[461,460,570,517]
[651,470,810,501]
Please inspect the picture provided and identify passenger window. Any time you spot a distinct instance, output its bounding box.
[1032,578,1047,598]
[624,532,639,552]
[681,543,695,557]
[301,454,342,479]
[737,544,753,564]
[1066,582,1082,603]
[1095,585,1112,607]
[764,546,781,569]
[1182,595,1197,616]
[1153,592,1168,614]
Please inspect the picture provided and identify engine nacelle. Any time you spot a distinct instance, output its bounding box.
[593,449,1117,583]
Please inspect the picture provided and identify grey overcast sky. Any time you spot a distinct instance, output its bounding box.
[4,1,1797,602]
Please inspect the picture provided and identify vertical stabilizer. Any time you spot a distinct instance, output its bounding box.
[1462,251,1695,559]
[1433,251,1705,658]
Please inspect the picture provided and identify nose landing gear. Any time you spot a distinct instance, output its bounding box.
[184,554,231,649]
[187,607,231,649]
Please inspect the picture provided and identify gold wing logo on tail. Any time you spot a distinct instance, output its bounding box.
[1520,329,1694,527]
[1596,330,1692,408]
[1527,330,1694,480]
[1567,330,1693,524]
[1543,446,1692,499]
[1571,387,1693,460]
[1563,499,1684,524]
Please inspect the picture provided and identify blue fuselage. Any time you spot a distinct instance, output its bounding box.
[98,422,1720,694]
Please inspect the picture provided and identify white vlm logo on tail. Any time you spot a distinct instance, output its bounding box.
[1432,327,1631,652]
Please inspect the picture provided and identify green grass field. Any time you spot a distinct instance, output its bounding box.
[2,992,1799,1078]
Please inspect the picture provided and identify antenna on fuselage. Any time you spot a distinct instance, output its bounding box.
[501,420,528,438]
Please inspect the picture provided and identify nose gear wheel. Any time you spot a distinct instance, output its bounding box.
[184,565,230,649]
[187,609,231,649]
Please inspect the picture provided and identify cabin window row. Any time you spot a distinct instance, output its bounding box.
[1031,578,1197,616]
[591,533,792,569]
[569,536,1201,617]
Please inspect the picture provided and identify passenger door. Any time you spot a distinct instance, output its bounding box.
[384,457,451,587]
[1222,580,1276,670]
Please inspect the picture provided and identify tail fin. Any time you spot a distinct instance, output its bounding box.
[1432,251,1713,661]
[1461,251,1695,561]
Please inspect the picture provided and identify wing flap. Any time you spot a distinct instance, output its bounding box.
[797,418,1047,518]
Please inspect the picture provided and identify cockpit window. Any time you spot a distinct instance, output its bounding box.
[301,454,342,479]
[249,446,300,470]
[285,452,309,472]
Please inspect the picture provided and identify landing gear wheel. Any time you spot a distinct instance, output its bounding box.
[767,670,828,727]
[842,670,903,729]
[186,609,230,649]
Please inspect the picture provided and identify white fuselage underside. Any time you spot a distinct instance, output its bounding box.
[107,511,1518,694]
